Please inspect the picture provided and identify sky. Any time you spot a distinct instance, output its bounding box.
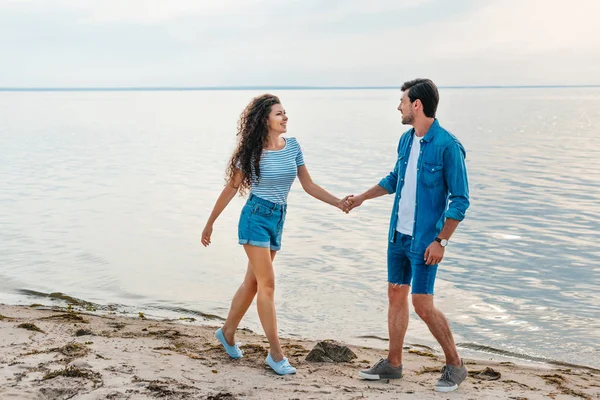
[1,0,599,87]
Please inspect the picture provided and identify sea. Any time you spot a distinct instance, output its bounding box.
[1,87,598,369]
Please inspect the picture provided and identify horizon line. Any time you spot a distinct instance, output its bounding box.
[1,84,599,92]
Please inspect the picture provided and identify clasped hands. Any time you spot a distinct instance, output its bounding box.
[335,194,364,214]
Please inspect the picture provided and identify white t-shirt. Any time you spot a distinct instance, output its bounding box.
[396,134,422,235]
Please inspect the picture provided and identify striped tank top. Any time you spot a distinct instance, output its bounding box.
[249,137,305,205]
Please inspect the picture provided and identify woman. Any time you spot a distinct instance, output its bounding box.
[201,94,346,375]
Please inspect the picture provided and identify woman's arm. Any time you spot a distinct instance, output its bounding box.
[297,165,345,210]
[201,170,243,247]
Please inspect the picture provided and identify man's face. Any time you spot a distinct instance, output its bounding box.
[398,91,414,125]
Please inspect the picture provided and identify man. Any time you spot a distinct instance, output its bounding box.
[345,78,470,392]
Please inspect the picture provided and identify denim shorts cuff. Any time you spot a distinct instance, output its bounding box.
[270,245,281,251]
[238,239,270,248]
[411,291,435,295]
[388,281,410,286]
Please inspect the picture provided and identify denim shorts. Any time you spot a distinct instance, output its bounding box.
[238,194,287,251]
[388,233,438,295]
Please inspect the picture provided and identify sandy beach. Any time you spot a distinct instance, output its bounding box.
[1,303,598,399]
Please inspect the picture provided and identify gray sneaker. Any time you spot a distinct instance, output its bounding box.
[359,358,403,380]
[434,360,467,392]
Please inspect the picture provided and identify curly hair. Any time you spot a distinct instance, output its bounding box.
[226,94,281,195]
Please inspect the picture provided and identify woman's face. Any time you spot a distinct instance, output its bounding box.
[267,103,288,134]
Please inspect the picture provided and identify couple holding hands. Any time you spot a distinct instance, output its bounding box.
[201,78,470,393]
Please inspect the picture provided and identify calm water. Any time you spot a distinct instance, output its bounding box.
[1,88,599,369]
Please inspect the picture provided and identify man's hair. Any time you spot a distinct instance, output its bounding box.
[401,79,439,118]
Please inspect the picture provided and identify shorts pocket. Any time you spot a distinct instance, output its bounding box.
[252,203,273,217]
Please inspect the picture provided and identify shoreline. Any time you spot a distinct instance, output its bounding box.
[8,290,599,372]
[1,304,599,399]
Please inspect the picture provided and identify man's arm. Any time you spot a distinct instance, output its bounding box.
[344,155,400,211]
[344,138,403,211]
[424,141,470,264]
[377,160,400,196]
[436,218,460,242]
[443,141,470,222]
[344,184,389,211]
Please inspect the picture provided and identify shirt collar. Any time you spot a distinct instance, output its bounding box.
[419,118,439,143]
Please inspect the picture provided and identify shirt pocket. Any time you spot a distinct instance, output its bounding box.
[421,163,444,188]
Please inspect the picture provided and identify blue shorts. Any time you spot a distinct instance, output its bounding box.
[238,194,287,251]
[388,233,438,295]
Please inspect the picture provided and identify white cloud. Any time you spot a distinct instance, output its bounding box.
[327,0,433,16]
[428,0,600,56]
[83,0,269,23]
[2,0,271,23]
[0,0,599,86]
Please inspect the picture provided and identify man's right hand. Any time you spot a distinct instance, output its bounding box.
[343,194,365,212]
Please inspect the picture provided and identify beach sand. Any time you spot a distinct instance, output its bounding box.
[1,304,598,399]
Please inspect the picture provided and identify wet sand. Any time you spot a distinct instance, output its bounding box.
[1,304,599,399]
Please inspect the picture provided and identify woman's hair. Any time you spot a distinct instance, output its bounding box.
[226,94,280,194]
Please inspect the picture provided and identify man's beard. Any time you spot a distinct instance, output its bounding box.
[402,113,414,125]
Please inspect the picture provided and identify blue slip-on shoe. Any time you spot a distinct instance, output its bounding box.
[266,353,296,375]
[215,328,243,359]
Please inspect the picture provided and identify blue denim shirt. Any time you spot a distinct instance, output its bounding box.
[378,119,470,252]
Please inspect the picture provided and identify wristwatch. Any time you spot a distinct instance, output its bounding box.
[435,237,448,247]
